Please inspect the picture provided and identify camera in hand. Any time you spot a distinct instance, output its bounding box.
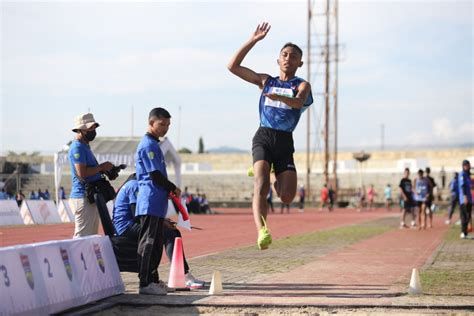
[104,164,127,180]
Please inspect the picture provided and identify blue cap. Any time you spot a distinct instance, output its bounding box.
[462,159,470,166]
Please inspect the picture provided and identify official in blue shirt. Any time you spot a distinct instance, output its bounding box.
[458,160,472,238]
[68,113,114,238]
[112,174,205,289]
[228,22,313,250]
[135,107,181,295]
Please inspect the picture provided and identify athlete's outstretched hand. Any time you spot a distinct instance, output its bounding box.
[251,22,271,42]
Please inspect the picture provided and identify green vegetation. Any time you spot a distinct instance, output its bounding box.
[420,224,474,295]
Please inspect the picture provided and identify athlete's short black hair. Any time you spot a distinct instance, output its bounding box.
[404,167,410,172]
[418,169,424,175]
[149,107,171,120]
[280,42,303,57]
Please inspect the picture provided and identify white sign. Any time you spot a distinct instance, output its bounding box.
[0,235,124,315]
[0,200,24,226]
[20,200,62,224]
[57,200,74,223]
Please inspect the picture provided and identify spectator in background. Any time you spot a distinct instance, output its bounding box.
[298,184,306,212]
[280,203,290,214]
[199,194,212,214]
[181,186,190,202]
[0,188,8,200]
[440,166,446,189]
[37,189,44,200]
[459,160,472,239]
[59,186,67,200]
[15,190,25,206]
[384,184,392,211]
[29,190,37,200]
[328,185,335,211]
[446,172,459,225]
[266,183,275,214]
[357,187,366,212]
[399,168,416,228]
[414,169,429,229]
[366,184,376,210]
[320,184,329,211]
[43,189,51,200]
[425,167,437,228]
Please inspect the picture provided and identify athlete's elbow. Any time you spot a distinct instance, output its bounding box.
[227,62,237,73]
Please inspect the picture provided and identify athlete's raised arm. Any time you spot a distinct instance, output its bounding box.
[227,22,271,89]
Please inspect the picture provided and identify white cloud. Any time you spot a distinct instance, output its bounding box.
[407,118,474,145]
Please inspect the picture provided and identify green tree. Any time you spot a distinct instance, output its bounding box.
[178,147,192,154]
[198,137,204,154]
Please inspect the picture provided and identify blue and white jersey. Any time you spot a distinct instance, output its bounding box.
[415,177,429,202]
[259,76,313,132]
[68,140,102,198]
[113,179,138,236]
[135,134,168,217]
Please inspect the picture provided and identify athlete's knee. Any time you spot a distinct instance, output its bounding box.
[280,191,296,204]
[254,177,270,197]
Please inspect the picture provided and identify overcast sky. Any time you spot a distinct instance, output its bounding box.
[1,0,472,154]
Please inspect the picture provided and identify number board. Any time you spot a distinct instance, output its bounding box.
[0,235,124,315]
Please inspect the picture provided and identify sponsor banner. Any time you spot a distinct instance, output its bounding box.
[0,236,124,315]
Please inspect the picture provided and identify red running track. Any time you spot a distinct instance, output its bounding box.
[0,208,396,259]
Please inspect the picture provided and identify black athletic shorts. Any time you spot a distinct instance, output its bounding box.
[252,127,296,175]
[404,199,415,210]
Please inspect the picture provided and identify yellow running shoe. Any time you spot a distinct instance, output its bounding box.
[247,166,254,177]
[257,216,272,250]
[247,164,275,177]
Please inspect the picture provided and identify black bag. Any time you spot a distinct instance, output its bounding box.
[85,178,116,204]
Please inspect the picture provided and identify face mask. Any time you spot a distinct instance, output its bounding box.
[83,130,97,142]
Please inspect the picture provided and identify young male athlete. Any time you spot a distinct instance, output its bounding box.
[228,22,313,249]
[414,169,429,229]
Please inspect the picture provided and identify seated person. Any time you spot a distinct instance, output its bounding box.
[112,174,205,289]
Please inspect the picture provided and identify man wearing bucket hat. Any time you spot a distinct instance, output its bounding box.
[68,113,114,238]
[459,160,472,239]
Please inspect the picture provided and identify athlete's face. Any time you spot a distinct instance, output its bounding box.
[149,117,170,138]
[277,47,303,73]
[404,170,410,178]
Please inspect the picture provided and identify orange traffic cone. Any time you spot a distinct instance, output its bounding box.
[168,237,186,289]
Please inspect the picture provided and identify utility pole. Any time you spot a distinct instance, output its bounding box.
[306,0,312,201]
[307,0,341,197]
[332,0,339,195]
[323,0,330,186]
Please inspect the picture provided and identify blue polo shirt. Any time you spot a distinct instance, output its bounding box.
[135,134,168,217]
[259,76,313,132]
[68,140,102,198]
[458,171,473,203]
[113,179,138,236]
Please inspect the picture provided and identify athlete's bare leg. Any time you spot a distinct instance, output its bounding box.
[275,170,297,204]
[252,160,271,230]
